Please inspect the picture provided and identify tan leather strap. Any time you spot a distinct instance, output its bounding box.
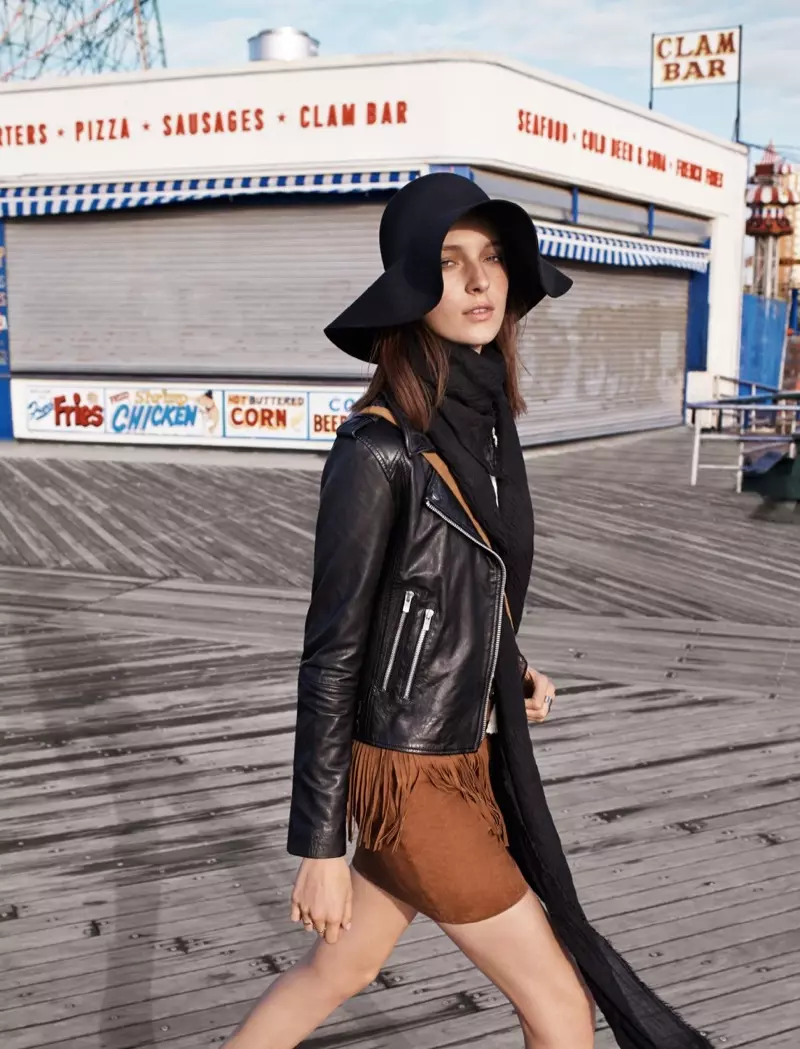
[358,403,398,429]
[359,405,513,624]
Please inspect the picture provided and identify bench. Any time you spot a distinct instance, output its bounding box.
[686,399,800,493]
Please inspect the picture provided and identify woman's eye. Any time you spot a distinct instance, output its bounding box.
[440,258,455,268]
[486,254,504,264]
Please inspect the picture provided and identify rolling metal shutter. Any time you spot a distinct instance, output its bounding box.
[5,199,383,381]
[516,262,690,444]
[7,199,690,444]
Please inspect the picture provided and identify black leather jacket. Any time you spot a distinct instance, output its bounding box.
[287,396,528,858]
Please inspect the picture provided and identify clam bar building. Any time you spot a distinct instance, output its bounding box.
[0,51,748,449]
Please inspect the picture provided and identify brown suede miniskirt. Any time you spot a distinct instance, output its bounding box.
[351,736,529,925]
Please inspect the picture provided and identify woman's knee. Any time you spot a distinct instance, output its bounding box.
[306,949,381,1002]
[514,985,595,1049]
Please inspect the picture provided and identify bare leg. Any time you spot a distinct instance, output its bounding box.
[440,889,596,1049]
[222,869,416,1049]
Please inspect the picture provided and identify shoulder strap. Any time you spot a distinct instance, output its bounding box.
[359,405,513,624]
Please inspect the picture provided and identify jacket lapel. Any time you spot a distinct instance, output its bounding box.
[423,457,488,548]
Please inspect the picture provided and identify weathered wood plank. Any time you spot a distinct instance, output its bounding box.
[1,427,799,1047]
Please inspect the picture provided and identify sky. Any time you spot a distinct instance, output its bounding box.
[158,0,800,162]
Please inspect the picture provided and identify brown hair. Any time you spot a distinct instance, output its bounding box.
[350,313,526,432]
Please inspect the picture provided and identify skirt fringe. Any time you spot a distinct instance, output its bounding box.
[346,736,508,852]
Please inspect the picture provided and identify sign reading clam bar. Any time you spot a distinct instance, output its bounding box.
[652,27,741,89]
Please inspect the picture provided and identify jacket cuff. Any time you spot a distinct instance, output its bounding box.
[517,648,529,681]
[286,829,346,860]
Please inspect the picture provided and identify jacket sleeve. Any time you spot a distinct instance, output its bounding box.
[517,647,529,681]
[287,431,398,858]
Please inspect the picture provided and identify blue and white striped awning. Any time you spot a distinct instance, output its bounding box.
[0,169,709,272]
[0,170,425,217]
[537,222,709,272]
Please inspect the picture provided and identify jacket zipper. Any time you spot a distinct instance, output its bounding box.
[402,607,435,701]
[424,498,507,747]
[382,589,414,690]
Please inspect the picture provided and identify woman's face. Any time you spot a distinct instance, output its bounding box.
[423,216,509,351]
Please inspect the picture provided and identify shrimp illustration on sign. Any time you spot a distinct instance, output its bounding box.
[196,390,220,435]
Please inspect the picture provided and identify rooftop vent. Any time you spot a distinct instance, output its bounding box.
[248,27,319,62]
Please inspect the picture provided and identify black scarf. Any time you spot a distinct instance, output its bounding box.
[410,338,534,622]
[406,337,713,1049]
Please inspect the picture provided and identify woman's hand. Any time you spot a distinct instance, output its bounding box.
[290,857,353,945]
[524,667,556,723]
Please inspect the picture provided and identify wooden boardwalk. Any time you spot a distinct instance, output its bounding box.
[0,426,798,1048]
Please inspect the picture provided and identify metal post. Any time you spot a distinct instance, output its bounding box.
[736,442,744,493]
[153,0,168,66]
[764,239,774,301]
[691,412,702,486]
[649,34,655,110]
[0,220,12,441]
[132,0,150,69]
[734,25,743,142]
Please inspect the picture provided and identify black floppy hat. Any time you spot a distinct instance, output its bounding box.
[324,171,572,362]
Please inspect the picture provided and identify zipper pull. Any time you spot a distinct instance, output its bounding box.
[382,590,415,692]
[401,607,435,702]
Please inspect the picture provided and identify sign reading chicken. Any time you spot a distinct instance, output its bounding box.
[107,387,221,437]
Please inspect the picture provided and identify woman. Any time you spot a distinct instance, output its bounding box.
[223,173,714,1049]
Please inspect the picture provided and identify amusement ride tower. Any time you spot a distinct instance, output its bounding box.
[0,0,167,81]
[745,144,799,299]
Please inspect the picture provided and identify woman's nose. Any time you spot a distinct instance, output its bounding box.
[467,264,490,292]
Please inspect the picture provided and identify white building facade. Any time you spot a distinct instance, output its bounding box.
[0,50,748,449]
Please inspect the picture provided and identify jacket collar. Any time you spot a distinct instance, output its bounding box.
[375,390,436,456]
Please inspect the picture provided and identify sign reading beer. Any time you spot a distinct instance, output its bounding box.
[651,27,741,89]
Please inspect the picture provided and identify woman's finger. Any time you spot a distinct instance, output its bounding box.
[324,919,341,945]
[525,701,546,723]
[342,887,354,932]
[290,898,301,923]
[312,915,327,936]
[533,674,554,705]
[524,670,556,723]
[300,908,315,931]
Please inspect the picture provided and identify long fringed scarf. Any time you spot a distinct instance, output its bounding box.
[392,337,714,1049]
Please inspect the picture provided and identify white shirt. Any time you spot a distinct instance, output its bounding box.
[486,429,500,734]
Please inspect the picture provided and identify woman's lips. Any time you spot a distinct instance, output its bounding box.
[465,306,494,322]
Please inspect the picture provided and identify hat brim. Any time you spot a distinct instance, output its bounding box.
[324,198,573,363]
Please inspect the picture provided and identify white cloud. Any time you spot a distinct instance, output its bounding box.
[162,16,259,70]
